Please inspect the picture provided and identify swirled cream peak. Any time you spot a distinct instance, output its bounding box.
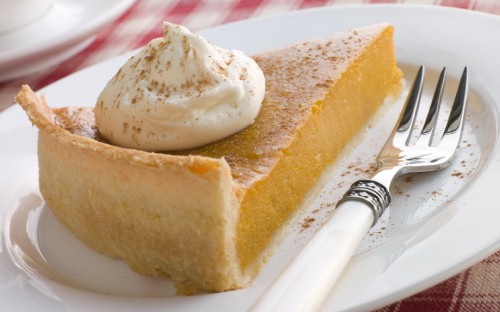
[95,22,265,151]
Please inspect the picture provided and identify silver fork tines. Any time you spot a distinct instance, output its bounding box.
[339,65,469,226]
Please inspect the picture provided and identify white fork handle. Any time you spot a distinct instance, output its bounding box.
[250,201,374,312]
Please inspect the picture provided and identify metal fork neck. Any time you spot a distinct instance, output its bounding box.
[371,166,403,190]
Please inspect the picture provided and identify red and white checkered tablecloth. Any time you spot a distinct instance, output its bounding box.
[2,0,500,311]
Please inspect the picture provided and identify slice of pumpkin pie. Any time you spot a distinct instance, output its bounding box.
[16,22,402,293]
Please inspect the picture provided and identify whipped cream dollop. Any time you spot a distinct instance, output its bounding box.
[95,22,265,152]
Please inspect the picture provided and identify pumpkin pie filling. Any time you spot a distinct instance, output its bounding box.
[188,24,402,270]
[16,23,402,293]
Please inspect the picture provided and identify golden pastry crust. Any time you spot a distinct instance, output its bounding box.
[16,23,402,293]
[17,86,246,292]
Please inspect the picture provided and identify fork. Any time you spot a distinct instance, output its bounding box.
[251,66,469,312]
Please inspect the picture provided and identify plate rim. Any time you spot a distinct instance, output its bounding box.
[0,0,135,64]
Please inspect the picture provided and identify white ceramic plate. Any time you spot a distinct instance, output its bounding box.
[0,0,135,81]
[1,4,500,312]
